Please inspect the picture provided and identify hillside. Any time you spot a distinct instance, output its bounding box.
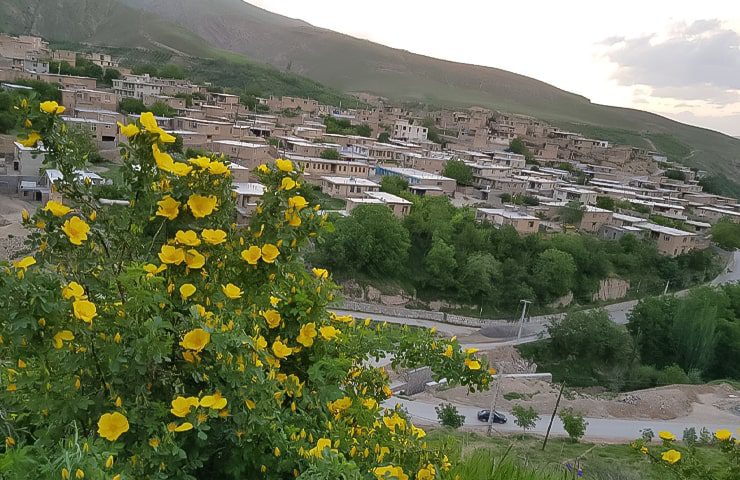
[2,0,739,182]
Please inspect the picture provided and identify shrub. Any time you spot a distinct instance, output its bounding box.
[511,405,539,433]
[0,106,493,478]
[558,408,588,442]
[435,403,465,429]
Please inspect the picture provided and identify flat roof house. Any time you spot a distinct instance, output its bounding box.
[579,205,613,233]
[634,222,697,257]
[232,182,265,226]
[211,140,271,171]
[476,208,540,235]
[374,166,456,196]
[320,176,380,199]
[346,191,412,218]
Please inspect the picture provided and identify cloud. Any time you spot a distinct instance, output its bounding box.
[605,20,740,103]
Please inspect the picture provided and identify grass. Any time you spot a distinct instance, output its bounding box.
[430,431,727,480]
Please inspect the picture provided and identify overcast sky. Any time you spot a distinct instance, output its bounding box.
[247,1,740,136]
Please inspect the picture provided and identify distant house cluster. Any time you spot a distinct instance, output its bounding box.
[0,33,736,258]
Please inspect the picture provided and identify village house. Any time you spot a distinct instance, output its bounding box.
[211,140,272,170]
[476,208,540,235]
[345,191,412,218]
[553,185,597,205]
[172,117,232,141]
[392,120,428,142]
[635,223,697,257]
[11,141,47,177]
[320,176,380,198]
[374,166,456,196]
[284,154,371,183]
[61,88,117,111]
[694,206,740,224]
[579,205,613,233]
[266,95,319,113]
[233,182,265,225]
[61,116,118,149]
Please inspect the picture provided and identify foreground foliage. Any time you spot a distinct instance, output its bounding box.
[0,106,492,478]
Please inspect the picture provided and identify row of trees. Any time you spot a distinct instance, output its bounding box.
[322,116,372,137]
[312,196,718,314]
[48,57,121,85]
[519,284,740,389]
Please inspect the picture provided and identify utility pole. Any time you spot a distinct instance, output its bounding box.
[516,299,532,340]
[486,375,502,436]
[542,382,566,451]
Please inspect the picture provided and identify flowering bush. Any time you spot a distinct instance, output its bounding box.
[0,104,493,479]
[632,428,739,480]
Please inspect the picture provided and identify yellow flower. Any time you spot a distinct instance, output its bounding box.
[287,213,301,227]
[117,121,139,138]
[180,328,210,352]
[175,230,201,246]
[280,177,297,191]
[19,132,41,148]
[202,229,227,245]
[328,396,352,414]
[5,436,15,448]
[62,468,70,480]
[139,112,175,143]
[262,309,282,328]
[221,283,243,299]
[319,325,339,341]
[658,431,676,441]
[307,438,333,458]
[170,161,193,177]
[143,263,167,277]
[661,449,681,464]
[257,164,270,173]
[640,446,648,454]
[62,281,86,299]
[312,268,329,279]
[171,396,200,417]
[184,249,205,269]
[207,161,229,175]
[189,156,212,169]
[156,196,181,220]
[40,100,65,115]
[13,256,36,271]
[53,330,74,349]
[297,322,317,347]
[97,412,129,441]
[373,465,408,480]
[187,194,218,218]
[272,339,293,359]
[179,283,196,300]
[464,358,481,370]
[174,422,193,432]
[75,469,84,479]
[17,359,26,369]
[44,200,72,217]
[152,144,175,171]
[270,296,280,307]
[289,196,308,211]
[261,244,279,263]
[715,429,732,441]
[241,246,262,264]
[275,159,293,172]
[149,437,160,448]
[105,455,114,469]
[158,245,185,265]
[245,399,256,410]
[200,392,228,410]
[253,335,267,351]
[72,299,97,323]
[443,345,454,358]
[416,464,435,480]
[273,447,281,457]
[21,209,29,222]
[61,216,90,245]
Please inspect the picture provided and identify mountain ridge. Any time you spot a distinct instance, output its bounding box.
[1,0,738,181]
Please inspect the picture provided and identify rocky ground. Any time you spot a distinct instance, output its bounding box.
[0,195,34,261]
[426,345,740,424]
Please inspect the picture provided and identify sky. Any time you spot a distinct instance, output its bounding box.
[247,0,740,136]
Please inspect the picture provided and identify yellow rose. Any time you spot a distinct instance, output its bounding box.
[170,396,200,417]
[179,283,196,300]
[13,256,36,271]
[272,339,292,359]
[44,200,71,217]
[158,245,185,265]
[262,309,282,328]
[661,449,681,464]
[200,392,228,410]
[72,300,97,323]
[52,330,74,349]
[180,328,210,352]
[297,322,317,347]
[714,429,732,441]
[241,246,262,265]
[187,194,218,218]
[464,358,481,370]
[40,100,65,115]
[288,196,308,211]
[319,325,339,341]
[261,244,279,263]
[116,122,139,138]
[275,158,293,172]
[658,431,676,441]
[201,229,227,245]
[184,249,205,269]
[156,196,180,220]
[19,132,41,148]
[221,283,243,299]
[97,412,129,441]
[61,216,90,245]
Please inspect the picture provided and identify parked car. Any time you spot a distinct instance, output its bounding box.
[477,410,507,423]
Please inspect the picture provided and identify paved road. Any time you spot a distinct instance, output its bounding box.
[386,397,739,442]
[335,251,740,345]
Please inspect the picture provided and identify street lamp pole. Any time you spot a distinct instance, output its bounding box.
[516,299,532,340]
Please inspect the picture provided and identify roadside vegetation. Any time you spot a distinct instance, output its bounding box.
[518,284,740,390]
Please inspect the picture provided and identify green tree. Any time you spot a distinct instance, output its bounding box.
[132,63,159,76]
[459,252,501,303]
[435,403,465,429]
[710,220,740,250]
[158,64,185,79]
[531,248,577,301]
[509,137,533,161]
[380,176,409,195]
[559,408,588,442]
[423,238,458,290]
[149,101,177,117]
[355,123,372,137]
[559,201,584,226]
[511,405,539,434]
[672,288,722,372]
[377,132,390,143]
[665,169,687,181]
[102,68,121,86]
[596,196,616,211]
[442,159,473,186]
[118,98,147,114]
[319,148,341,160]
[627,296,680,369]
